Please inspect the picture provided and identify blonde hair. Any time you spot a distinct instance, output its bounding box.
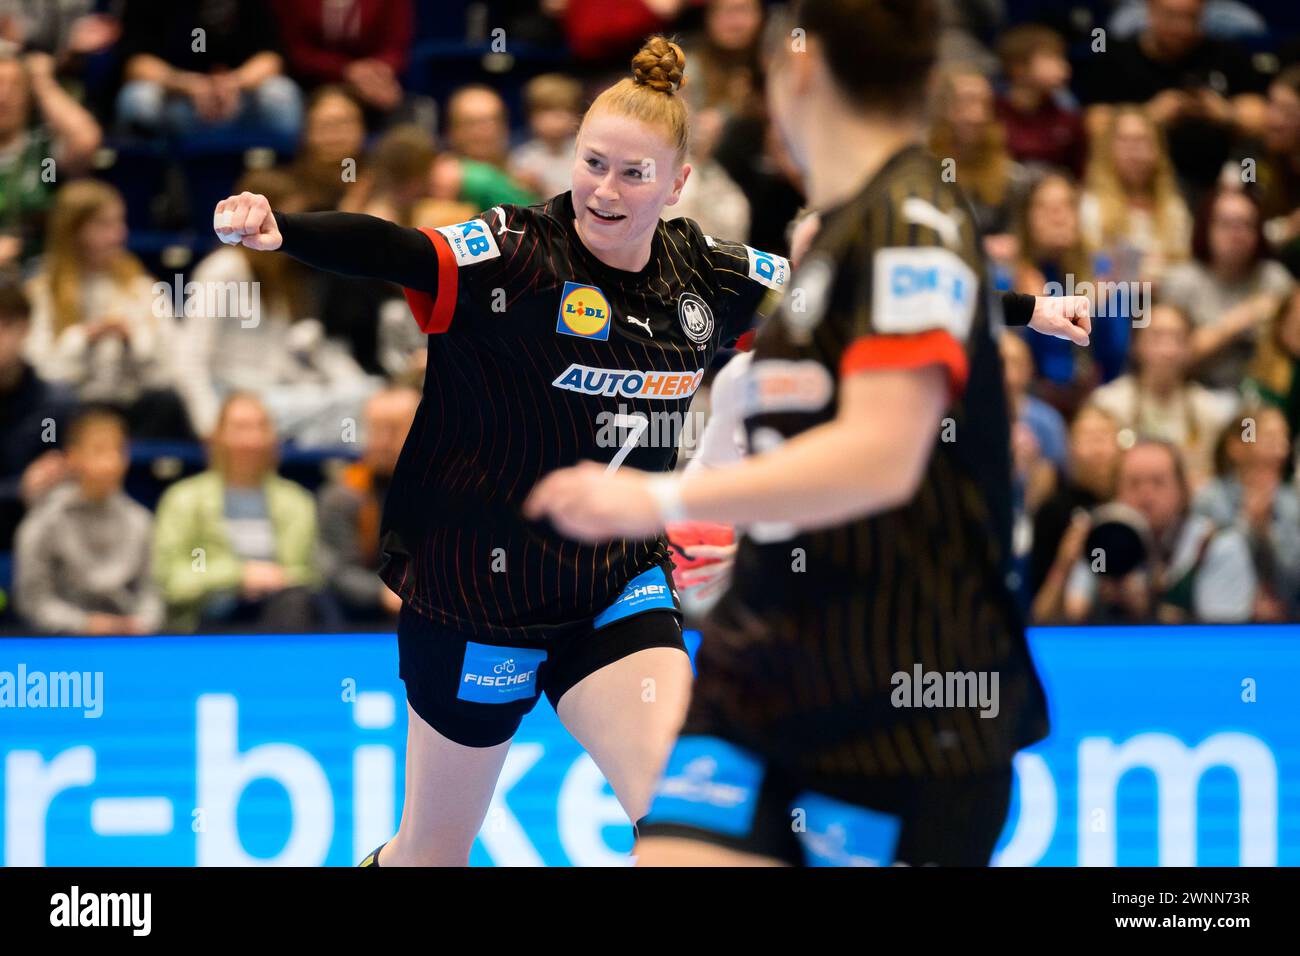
[928,65,1011,210]
[208,391,279,478]
[43,180,144,337]
[584,36,690,164]
[1084,106,1186,257]
[525,73,584,115]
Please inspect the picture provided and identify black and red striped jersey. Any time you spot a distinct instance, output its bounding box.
[383,190,787,638]
[690,146,1049,779]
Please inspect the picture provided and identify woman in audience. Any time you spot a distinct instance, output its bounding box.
[1244,286,1300,438]
[1163,186,1295,391]
[1081,106,1191,284]
[292,84,368,212]
[23,179,190,438]
[153,391,321,631]
[1086,302,1238,486]
[1029,404,1121,609]
[1015,171,1126,413]
[929,64,1029,259]
[1193,405,1300,621]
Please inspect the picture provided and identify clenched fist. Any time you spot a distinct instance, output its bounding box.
[213,191,282,251]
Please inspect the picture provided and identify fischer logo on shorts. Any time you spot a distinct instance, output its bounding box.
[457,642,547,704]
[794,791,902,867]
[593,565,679,629]
[552,364,704,400]
[745,245,790,291]
[556,281,613,340]
[434,218,502,266]
[642,736,763,836]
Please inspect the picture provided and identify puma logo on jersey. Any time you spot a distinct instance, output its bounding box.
[491,205,525,236]
[626,315,653,336]
[901,197,963,249]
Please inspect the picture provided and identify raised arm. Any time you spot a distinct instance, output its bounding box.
[213,192,440,293]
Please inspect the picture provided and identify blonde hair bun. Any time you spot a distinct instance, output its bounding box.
[631,36,686,95]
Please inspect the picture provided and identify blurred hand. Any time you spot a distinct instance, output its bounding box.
[1055,510,1092,571]
[1194,88,1234,125]
[22,52,55,83]
[983,232,1019,264]
[67,14,121,55]
[675,543,737,603]
[214,192,282,251]
[1028,295,1091,346]
[380,585,403,615]
[241,561,289,599]
[524,462,663,542]
[20,450,68,504]
[1147,89,1191,126]
[1011,420,1042,477]
[1241,469,1279,530]
[87,315,131,342]
[344,59,401,111]
[180,73,224,123]
[85,613,132,635]
[210,72,243,122]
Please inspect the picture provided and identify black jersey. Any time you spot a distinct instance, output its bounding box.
[384,191,787,638]
[691,146,1049,779]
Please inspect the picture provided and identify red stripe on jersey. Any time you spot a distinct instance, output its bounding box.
[403,227,459,334]
[840,329,969,399]
[734,329,756,352]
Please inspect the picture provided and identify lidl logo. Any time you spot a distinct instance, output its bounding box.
[556,281,612,340]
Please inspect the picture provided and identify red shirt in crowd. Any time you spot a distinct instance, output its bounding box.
[995,93,1086,178]
[272,0,413,84]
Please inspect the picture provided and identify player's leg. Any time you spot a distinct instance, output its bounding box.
[377,702,513,866]
[634,836,786,866]
[634,733,802,866]
[552,640,693,821]
[372,606,545,866]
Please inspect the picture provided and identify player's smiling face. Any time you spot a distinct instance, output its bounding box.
[571,112,688,269]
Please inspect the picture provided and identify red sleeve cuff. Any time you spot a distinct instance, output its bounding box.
[403,227,458,334]
[839,329,969,399]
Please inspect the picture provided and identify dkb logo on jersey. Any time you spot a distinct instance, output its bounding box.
[457,642,547,704]
[556,281,612,340]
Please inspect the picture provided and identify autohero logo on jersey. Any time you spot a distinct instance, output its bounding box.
[741,358,834,416]
[556,281,613,340]
[434,217,502,267]
[458,642,547,704]
[873,246,978,342]
[552,363,705,400]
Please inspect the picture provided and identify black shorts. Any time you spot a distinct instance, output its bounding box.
[396,564,687,748]
[638,733,1013,866]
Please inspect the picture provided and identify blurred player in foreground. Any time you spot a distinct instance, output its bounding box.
[528,0,1092,865]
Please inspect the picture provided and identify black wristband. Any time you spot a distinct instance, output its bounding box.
[1002,291,1035,327]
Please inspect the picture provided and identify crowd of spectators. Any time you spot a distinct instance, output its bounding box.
[3,0,1300,633]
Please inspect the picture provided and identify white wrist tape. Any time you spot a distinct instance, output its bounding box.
[213,209,242,245]
[646,475,688,524]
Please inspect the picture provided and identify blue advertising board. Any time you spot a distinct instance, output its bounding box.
[1,626,1296,866]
